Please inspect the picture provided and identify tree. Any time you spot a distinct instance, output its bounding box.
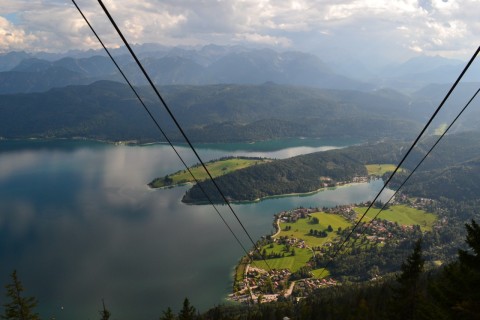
[2,270,40,320]
[432,220,480,319]
[163,175,173,185]
[421,219,480,320]
[389,239,425,320]
[159,307,176,320]
[178,298,195,320]
[99,299,111,320]
[458,219,480,270]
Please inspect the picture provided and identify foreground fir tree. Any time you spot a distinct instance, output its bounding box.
[389,238,427,320]
[178,298,196,320]
[2,270,40,320]
[431,219,480,319]
[159,307,176,320]
[99,300,111,320]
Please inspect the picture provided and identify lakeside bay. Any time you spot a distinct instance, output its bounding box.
[0,138,392,319]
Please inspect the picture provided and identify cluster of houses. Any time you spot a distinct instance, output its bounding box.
[277,207,319,224]
[351,176,369,183]
[231,266,340,304]
[230,267,293,304]
[323,205,357,221]
[293,278,338,297]
[274,236,307,249]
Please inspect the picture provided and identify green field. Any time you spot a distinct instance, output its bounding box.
[249,212,352,278]
[251,244,312,272]
[354,204,437,231]
[150,157,270,188]
[278,212,352,247]
[311,268,330,278]
[366,164,402,176]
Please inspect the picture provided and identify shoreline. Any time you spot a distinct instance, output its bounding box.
[182,179,372,205]
[0,136,363,148]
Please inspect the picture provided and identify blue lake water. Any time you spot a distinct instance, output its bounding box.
[0,138,391,319]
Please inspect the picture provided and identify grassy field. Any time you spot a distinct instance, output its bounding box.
[249,212,352,278]
[278,212,352,247]
[234,257,249,286]
[366,164,401,176]
[150,157,270,187]
[354,204,437,231]
[251,244,312,272]
[311,268,330,278]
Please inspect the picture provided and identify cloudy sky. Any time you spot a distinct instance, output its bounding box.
[0,0,478,63]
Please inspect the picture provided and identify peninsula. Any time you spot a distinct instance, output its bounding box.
[148,156,271,188]
[230,197,438,304]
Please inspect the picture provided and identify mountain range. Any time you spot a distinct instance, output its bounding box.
[1,45,476,95]
[1,44,478,144]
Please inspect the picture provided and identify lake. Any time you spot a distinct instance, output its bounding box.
[0,138,392,319]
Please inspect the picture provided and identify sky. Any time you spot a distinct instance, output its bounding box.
[0,0,478,64]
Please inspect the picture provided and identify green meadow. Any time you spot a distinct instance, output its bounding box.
[150,157,270,188]
[251,243,312,272]
[251,212,352,278]
[366,164,402,176]
[354,204,437,231]
[278,212,352,247]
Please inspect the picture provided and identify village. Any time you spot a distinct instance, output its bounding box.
[229,194,442,304]
[229,207,342,304]
[229,264,338,304]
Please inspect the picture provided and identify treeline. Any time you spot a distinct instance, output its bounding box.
[182,149,368,203]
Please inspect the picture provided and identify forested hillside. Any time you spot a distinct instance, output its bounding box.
[403,158,480,201]
[183,150,368,203]
[182,132,480,203]
[0,81,422,143]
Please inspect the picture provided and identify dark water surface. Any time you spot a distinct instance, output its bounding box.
[0,139,390,319]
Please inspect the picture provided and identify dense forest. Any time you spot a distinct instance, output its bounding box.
[182,149,367,203]
[0,81,422,143]
[182,131,480,203]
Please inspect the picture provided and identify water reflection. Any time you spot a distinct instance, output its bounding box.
[0,140,387,319]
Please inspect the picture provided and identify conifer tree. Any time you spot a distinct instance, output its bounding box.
[99,300,110,320]
[389,238,425,320]
[429,220,480,320]
[178,298,195,320]
[451,219,480,318]
[458,219,480,270]
[159,307,176,320]
[1,270,40,320]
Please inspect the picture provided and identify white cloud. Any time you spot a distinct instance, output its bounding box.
[235,32,292,47]
[0,16,37,51]
[0,0,477,60]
